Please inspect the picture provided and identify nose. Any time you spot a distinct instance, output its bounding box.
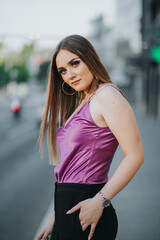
[67,68,76,80]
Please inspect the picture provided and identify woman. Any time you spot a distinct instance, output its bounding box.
[37,35,144,240]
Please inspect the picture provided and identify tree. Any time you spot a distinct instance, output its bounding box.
[12,62,29,83]
[0,60,9,87]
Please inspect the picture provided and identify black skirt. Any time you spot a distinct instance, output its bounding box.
[50,182,118,240]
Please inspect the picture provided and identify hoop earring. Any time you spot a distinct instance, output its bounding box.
[62,82,76,95]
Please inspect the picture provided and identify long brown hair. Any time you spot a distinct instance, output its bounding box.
[38,34,112,165]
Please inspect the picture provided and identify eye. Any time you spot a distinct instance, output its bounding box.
[58,69,66,75]
[72,60,80,67]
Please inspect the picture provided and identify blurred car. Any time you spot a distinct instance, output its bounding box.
[10,96,22,117]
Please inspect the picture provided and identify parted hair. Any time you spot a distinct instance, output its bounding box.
[38,34,112,165]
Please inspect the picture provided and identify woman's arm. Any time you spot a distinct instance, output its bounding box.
[94,86,144,201]
[36,211,55,240]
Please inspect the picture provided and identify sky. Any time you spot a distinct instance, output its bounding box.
[0,0,116,50]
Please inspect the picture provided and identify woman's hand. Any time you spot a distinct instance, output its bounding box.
[66,194,104,240]
[36,213,55,240]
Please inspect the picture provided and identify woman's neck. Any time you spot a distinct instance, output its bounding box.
[83,82,103,101]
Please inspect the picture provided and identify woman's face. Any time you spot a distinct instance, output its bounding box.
[56,49,94,93]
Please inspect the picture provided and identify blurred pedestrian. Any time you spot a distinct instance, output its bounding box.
[37,35,144,240]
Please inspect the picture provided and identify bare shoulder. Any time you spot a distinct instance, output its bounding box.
[96,84,142,156]
[96,83,132,112]
[96,83,136,133]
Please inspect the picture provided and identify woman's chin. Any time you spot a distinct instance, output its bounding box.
[72,84,84,92]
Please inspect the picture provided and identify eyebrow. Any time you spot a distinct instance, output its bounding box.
[57,57,79,70]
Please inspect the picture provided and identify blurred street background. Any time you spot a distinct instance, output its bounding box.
[0,0,160,240]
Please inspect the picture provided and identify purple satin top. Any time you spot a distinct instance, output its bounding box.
[54,83,125,184]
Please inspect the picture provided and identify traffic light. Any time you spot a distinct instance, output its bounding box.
[151,45,160,64]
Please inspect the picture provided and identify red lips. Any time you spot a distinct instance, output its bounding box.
[72,79,81,84]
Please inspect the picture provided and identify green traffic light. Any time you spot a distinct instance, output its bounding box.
[151,45,160,64]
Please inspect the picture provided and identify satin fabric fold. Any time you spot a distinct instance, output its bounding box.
[54,84,125,184]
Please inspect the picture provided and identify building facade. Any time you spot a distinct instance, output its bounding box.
[141,0,160,119]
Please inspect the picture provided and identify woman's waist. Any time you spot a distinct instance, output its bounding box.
[55,181,106,193]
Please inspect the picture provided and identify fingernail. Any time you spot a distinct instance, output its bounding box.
[66,210,71,214]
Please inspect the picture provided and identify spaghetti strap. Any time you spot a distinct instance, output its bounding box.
[88,83,126,102]
[88,83,108,101]
[63,83,126,128]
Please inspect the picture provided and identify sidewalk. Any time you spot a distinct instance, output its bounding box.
[33,103,160,240]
